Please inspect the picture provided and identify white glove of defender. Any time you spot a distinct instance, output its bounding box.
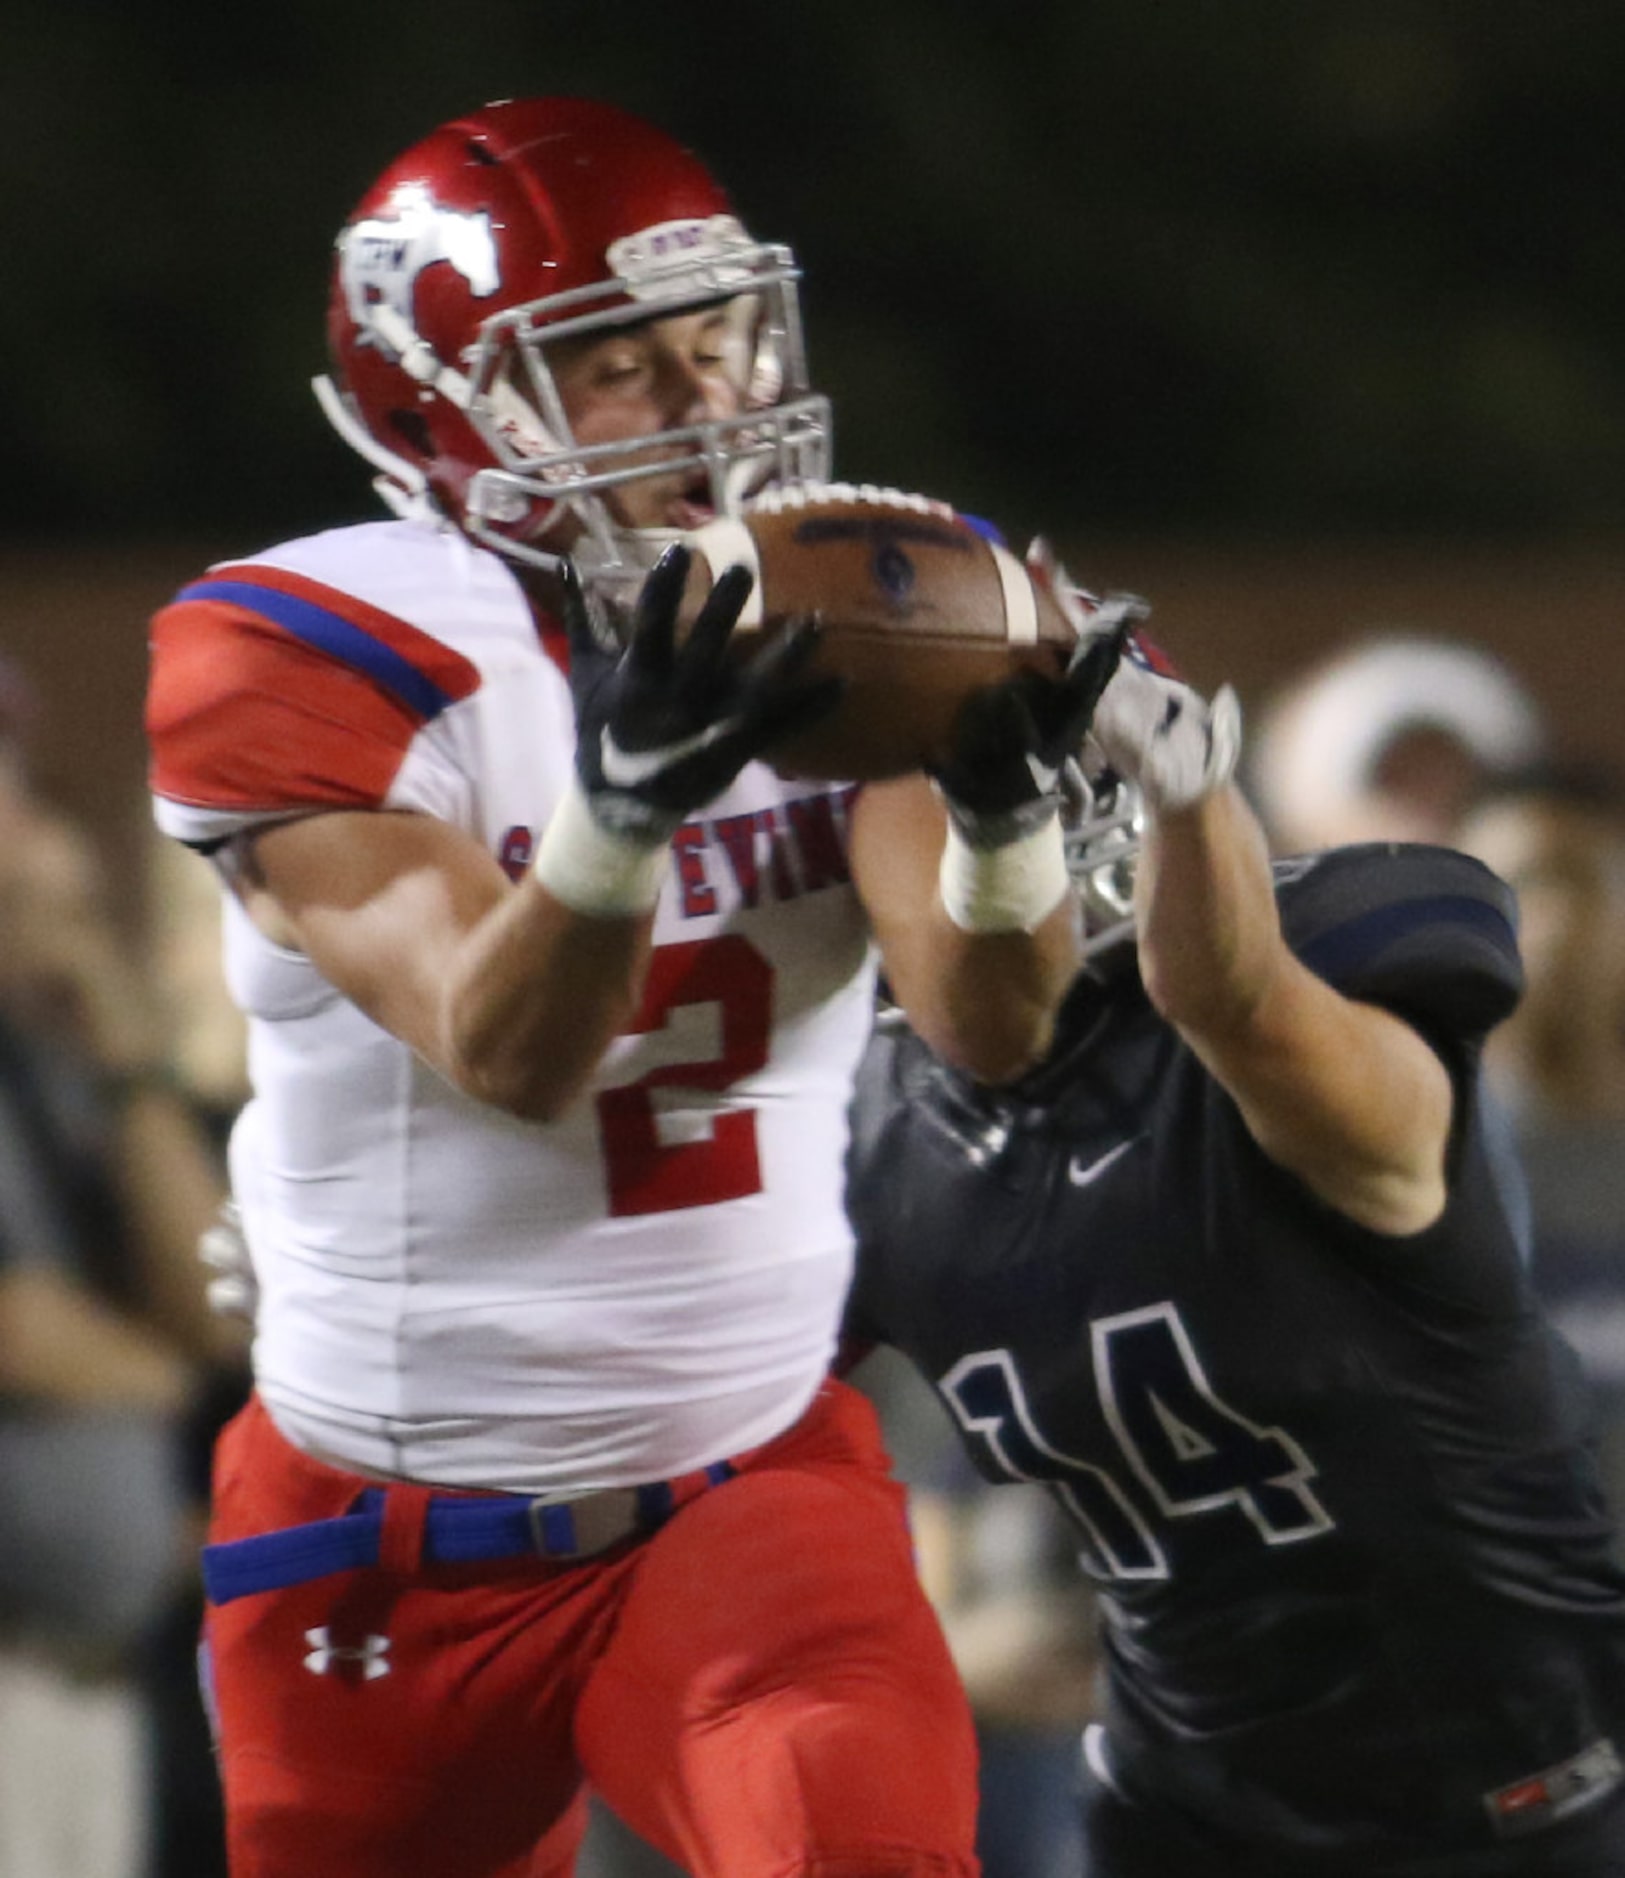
[1090,653,1242,813]
[1023,537,1241,815]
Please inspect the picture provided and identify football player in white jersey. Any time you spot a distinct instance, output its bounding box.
[145,98,1124,1878]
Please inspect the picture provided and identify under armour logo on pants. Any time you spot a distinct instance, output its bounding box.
[303,1627,392,1679]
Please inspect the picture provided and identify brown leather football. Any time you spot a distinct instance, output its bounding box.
[683,484,1078,781]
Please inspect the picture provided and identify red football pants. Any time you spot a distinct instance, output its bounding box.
[203,1381,980,1877]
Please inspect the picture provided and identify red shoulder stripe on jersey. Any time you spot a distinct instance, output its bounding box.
[148,597,434,811]
[192,565,481,718]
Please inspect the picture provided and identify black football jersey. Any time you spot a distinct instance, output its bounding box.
[847,844,1625,1870]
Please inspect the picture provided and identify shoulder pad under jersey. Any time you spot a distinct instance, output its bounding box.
[1274,842,1522,1043]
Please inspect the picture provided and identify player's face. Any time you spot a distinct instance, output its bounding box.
[547,302,753,534]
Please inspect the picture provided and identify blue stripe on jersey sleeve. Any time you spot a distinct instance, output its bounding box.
[1297,893,1517,981]
[178,579,456,723]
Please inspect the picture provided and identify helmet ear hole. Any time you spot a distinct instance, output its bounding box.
[387,409,436,458]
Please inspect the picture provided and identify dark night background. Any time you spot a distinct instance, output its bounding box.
[8,0,1624,544]
[1,1,1622,871]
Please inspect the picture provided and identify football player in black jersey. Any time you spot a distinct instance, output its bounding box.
[845,588,1625,1877]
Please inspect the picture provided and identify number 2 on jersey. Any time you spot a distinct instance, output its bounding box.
[596,935,772,1217]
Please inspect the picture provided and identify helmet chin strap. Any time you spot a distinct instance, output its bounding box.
[723,452,775,511]
[566,522,683,613]
[369,305,474,408]
[368,304,565,461]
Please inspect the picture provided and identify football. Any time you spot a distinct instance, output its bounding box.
[681,483,1079,781]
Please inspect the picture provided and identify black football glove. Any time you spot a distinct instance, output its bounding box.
[563,545,844,844]
[930,595,1142,848]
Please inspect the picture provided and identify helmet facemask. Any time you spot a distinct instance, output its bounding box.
[321,216,832,582]
[465,252,832,584]
[1061,752,1145,963]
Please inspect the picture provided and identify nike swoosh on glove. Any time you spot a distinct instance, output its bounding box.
[566,544,843,844]
[1089,645,1242,813]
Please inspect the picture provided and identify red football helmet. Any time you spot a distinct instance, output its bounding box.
[317,98,832,573]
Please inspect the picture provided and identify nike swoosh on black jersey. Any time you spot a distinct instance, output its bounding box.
[1067,1135,1144,1188]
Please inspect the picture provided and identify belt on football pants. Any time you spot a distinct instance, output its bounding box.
[201,1460,738,1606]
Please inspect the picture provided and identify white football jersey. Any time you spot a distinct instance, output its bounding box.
[148,518,878,1494]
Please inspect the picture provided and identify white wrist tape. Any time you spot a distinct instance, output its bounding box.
[531,779,670,918]
[939,817,1071,934]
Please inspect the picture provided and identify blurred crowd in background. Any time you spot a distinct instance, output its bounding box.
[3,4,1624,1873]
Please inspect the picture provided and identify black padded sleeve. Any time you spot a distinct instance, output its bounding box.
[1274,842,1523,1046]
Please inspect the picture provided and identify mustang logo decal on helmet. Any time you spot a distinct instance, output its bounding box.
[339,183,501,357]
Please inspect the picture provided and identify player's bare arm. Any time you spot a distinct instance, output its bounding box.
[235,808,654,1121]
[850,777,1080,1084]
[1122,740,1454,1237]
[852,620,1128,1085]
